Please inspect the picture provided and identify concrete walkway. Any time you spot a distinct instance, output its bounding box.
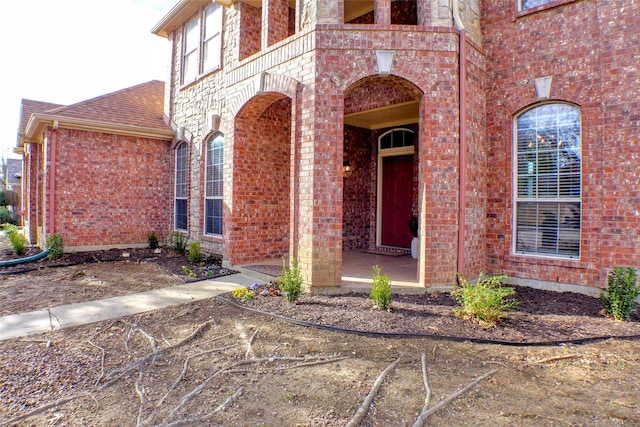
[0,273,261,341]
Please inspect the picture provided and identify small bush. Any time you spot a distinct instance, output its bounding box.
[148,231,159,249]
[452,273,518,327]
[601,266,639,321]
[3,224,25,255]
[168,231,188,254]
[46,233,64,260]
[188,241,204,263]
[280,258,302,303]
[0,207,15,225]
[370,265,392,310]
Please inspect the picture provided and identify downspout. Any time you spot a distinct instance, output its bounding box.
[48,121,59,236]
[453,0,467,276]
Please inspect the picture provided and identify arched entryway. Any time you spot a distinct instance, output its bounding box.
[229,93,292,265]
[341,75,422,286]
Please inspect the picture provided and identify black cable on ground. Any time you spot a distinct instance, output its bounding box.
[216,295,640,348]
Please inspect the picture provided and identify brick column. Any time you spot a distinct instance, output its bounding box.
[294,81,344,290]
[375,0,391,24]
[262,0,289,49]
[417,0,431,26]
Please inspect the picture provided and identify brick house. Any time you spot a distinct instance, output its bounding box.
[149,0,638,293]
[16,81,174,250]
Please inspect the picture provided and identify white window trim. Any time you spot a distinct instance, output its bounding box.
[511,102,582,260]
[181,4,223,85]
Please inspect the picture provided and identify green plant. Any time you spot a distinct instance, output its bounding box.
[280,258,303,303]
[601,266,639,321]
[370,265,392,310]
[168,231,188,254]
[452,273,518,327]
[46,233,64,260]
[3,223,25,255]
[188,241,204,263]
[181,265,196,278]
[0,207,15,225]
[148,231,159,249]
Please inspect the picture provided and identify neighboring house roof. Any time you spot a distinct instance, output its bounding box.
[18,80,174,151]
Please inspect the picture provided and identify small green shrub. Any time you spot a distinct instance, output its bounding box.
[452,273,518,327]
[601,266,639,321]
[148,231,159,249]
[168,231,188,254]
[370,265,392,310]
[188,241,204,263]
[3,224,25,255]
[280,258,302,303]
[0,207,15,225]
[46,233,64,260]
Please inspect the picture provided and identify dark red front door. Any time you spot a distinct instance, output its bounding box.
[381,154,413,248]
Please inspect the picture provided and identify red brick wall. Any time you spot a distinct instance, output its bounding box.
[342,125,374,250]
[482,0,640,288]
[239,2,261,61]
[230,97,291,263]
[52,128,172,249]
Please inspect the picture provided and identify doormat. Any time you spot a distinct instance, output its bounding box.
[362,248,409,257]
[242,265,282,277]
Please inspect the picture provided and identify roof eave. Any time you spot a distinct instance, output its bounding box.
[151,0,211,38]
[24,113,175,143]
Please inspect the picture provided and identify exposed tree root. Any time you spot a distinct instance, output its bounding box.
[0,393,94,427]
[420,353,432,410]
[161,387,243,427]
[526,354,576,366]
[98,320,215,389]
[345,356,401,427]
[412,368,499,427]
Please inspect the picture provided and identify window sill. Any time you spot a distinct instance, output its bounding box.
[513,0,580,20]
[179,67,222,91]
[202,234,223,243]
[506,253,587,269]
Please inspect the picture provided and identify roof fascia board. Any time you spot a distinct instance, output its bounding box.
[151,0,211,38]
[24,113,175,142]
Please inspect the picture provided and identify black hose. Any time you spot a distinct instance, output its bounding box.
[216,295,640,347]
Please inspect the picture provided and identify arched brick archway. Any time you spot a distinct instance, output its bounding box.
[227,92,294,265]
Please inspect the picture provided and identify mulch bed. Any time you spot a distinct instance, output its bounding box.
[0,246,236,282]
[223,283,640,345]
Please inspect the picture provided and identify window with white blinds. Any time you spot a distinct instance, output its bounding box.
[175,142,189,231]
[204,134,224,236]
[514,103,581,258]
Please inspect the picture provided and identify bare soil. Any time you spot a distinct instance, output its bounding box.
[1,242,639,426]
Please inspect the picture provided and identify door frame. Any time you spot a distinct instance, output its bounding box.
[376,129,415,248]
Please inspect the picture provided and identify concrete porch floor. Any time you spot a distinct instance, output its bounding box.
[236,250,423,294]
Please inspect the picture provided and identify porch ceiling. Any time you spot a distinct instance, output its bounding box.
[343,100,419,130]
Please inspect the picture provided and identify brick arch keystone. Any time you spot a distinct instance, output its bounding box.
[229,73,301,118]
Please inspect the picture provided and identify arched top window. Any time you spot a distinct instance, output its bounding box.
[379,128,415,151]
[514,103,581,258]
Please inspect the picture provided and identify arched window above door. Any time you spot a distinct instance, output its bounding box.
[379,128,415,150]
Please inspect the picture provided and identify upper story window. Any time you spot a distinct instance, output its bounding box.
[518,0,556,10]
[175,142,189,231]
[181,3,223,84]
[513,103,581,258]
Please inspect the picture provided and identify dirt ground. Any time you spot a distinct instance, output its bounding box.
[0,239,639,426]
